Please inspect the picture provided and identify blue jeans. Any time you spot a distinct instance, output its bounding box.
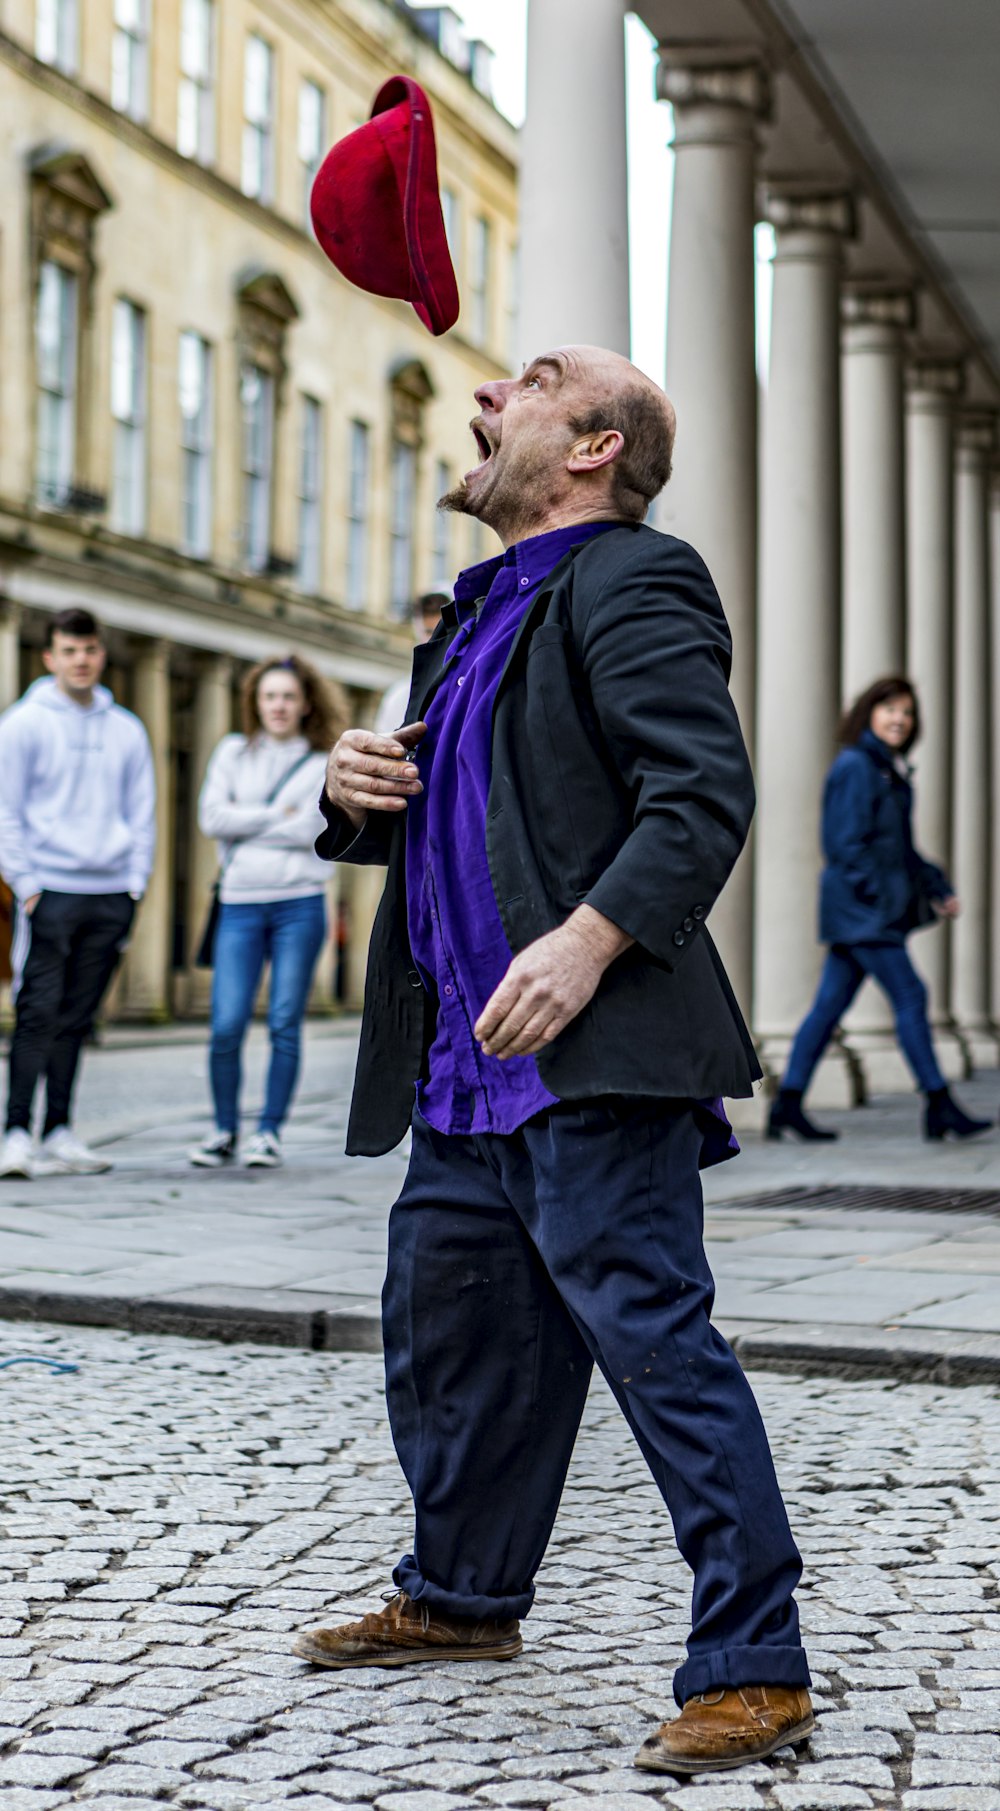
[384,1103,809,1706]
[785,941,945,1095]
[209,895,326,1136]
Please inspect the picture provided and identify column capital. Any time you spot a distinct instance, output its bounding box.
[656,44,772,124]
[955,410,997,460]
[905,353,965,398]
[841,283,916,332]
[761,181,856,240]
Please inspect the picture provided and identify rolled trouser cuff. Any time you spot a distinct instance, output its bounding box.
[393,1552,534,1624]
[674,1642,812,1708]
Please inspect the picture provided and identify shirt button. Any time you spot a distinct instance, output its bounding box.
[444,984,454,996]
[520,576,529,587]
[456,675,464,686]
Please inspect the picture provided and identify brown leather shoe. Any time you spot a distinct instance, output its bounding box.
[292,1590,523,1670]
[635,1685,815,1775]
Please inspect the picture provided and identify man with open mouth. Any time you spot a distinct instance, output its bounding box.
[301,342,813,1777]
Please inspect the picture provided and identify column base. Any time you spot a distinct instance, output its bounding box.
[953,1023,1000,1072]
[840,1029,913,1097]
[756,1033,864,1110]
[930,1021,972,1083]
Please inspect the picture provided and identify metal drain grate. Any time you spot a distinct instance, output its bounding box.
[716,1182,1000,1217]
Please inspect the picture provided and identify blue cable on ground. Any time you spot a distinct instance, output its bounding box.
[0,1356,79,1373]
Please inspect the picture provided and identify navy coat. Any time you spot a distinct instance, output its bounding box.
[819,729,951,948]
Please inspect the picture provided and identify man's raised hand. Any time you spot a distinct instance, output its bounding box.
[325,722,427,831]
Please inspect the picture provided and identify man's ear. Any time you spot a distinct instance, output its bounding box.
[566,428,624,475]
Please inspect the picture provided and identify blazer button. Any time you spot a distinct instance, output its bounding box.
[407,969,423,989]
[673,931,685,948]
[692,905,705,921]
[683,916,694,933]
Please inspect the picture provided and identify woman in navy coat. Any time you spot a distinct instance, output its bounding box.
[769,676,991,1143]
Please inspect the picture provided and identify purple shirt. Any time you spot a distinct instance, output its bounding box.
[405,522,739,1167]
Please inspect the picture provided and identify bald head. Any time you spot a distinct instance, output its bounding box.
[441,343,677,547]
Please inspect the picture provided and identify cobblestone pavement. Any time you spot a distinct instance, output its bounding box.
[1,1028,1000,1366]
[1,1321,999,1811]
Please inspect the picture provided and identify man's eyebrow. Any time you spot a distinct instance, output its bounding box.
[521,356,566,385]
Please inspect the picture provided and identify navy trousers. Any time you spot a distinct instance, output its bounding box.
[383,1100,810,1706]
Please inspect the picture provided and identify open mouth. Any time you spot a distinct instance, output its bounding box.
[466,421,496,480]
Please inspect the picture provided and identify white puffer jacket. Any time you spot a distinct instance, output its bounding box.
[198,733,330,904]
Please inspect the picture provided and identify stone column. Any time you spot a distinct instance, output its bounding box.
[518,0,629,358]
[905,357,967,1078]
[124,640,172,1020]
[838,285,914,1090]
[656,49,770,1020]
[753,185,856,1102]
[186,656,233,1016]
[989,466,1000,1034]
[0,599,22,710]
[951,413,997,1066]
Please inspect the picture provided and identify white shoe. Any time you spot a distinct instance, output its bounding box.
[0,1128,35,1180]
[188,1130,237,1169]
[36,1126,112,1175]
[244,1131,282,1168]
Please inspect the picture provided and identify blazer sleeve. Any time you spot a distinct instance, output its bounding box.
[314,791,396,867]
[821,756,883,902]
[574,539,755,968]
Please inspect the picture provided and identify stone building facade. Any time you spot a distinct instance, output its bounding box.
[0,0,517,1017]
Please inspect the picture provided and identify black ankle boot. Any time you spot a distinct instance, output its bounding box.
[923,1087,992,1142]
[767,1089,839,1143]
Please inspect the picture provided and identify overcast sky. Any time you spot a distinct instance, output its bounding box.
[447,4,674,384]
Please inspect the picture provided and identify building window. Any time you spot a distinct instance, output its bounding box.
[242,34,274,203]
[35,261,77,506]
[389,441,417,616]
[111,0,150,122]
[179,331,212,558]
[440,186,460,267]
[346,419,369,610]
[110,299,146,534]
[298,80,325,227]
[240,363,273,571]
[470,215,491,346]
[297,395,322,592]
[431,460,452,585]
[177,0,214,162]
[36,0,77,73]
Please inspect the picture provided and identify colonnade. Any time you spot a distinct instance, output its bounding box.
[521,2,1000,1102]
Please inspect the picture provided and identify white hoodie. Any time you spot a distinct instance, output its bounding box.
[198,733,329,904]
[0,678,156,901]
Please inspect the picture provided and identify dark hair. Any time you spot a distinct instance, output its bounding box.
[414,592,448,619]
[839,676,921,753]
[46,608,102,648]
[569,384,675,522]
[241,654,347,753]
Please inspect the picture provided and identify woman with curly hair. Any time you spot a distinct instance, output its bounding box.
[190,655,344,1169]
[769,675,991,1145]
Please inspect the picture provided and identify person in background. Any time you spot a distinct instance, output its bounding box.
[769,675,991,1143]
[375,593,448,736]
[189,656,342,1170]
[0,609,155,1180]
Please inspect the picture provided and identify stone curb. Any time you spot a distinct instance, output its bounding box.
[1,1282,1000,1385]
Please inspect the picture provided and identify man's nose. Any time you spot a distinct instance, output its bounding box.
[474,380,510,414]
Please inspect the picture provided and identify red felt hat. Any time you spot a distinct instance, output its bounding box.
[310,75,460,337]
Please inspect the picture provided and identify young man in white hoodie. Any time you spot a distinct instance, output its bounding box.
[0,609,155,1179]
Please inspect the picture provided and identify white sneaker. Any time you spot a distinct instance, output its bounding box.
[0,1128,35,1180]
[36,1126,113,1175]
[188,1130,237,1169]
[244,1131,282,1169]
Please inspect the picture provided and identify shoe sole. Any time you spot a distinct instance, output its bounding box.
[0,1165,33,1180]
[188,1154,235,1169]
[292,1634,523,1670]
[33,1157,112,1176]
[245,1156,281,1168]
[634,1712,815,1775]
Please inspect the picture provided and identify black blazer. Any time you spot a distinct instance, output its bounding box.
[318,524,761,1156]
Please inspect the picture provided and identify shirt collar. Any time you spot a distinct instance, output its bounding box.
[450,520,621,615]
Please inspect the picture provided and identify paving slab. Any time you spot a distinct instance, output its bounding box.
[0,1023,999,1380]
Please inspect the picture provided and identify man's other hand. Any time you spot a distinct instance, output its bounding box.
[325,723,426,832]
[475,906,633,1059]
[23,894,41,916]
